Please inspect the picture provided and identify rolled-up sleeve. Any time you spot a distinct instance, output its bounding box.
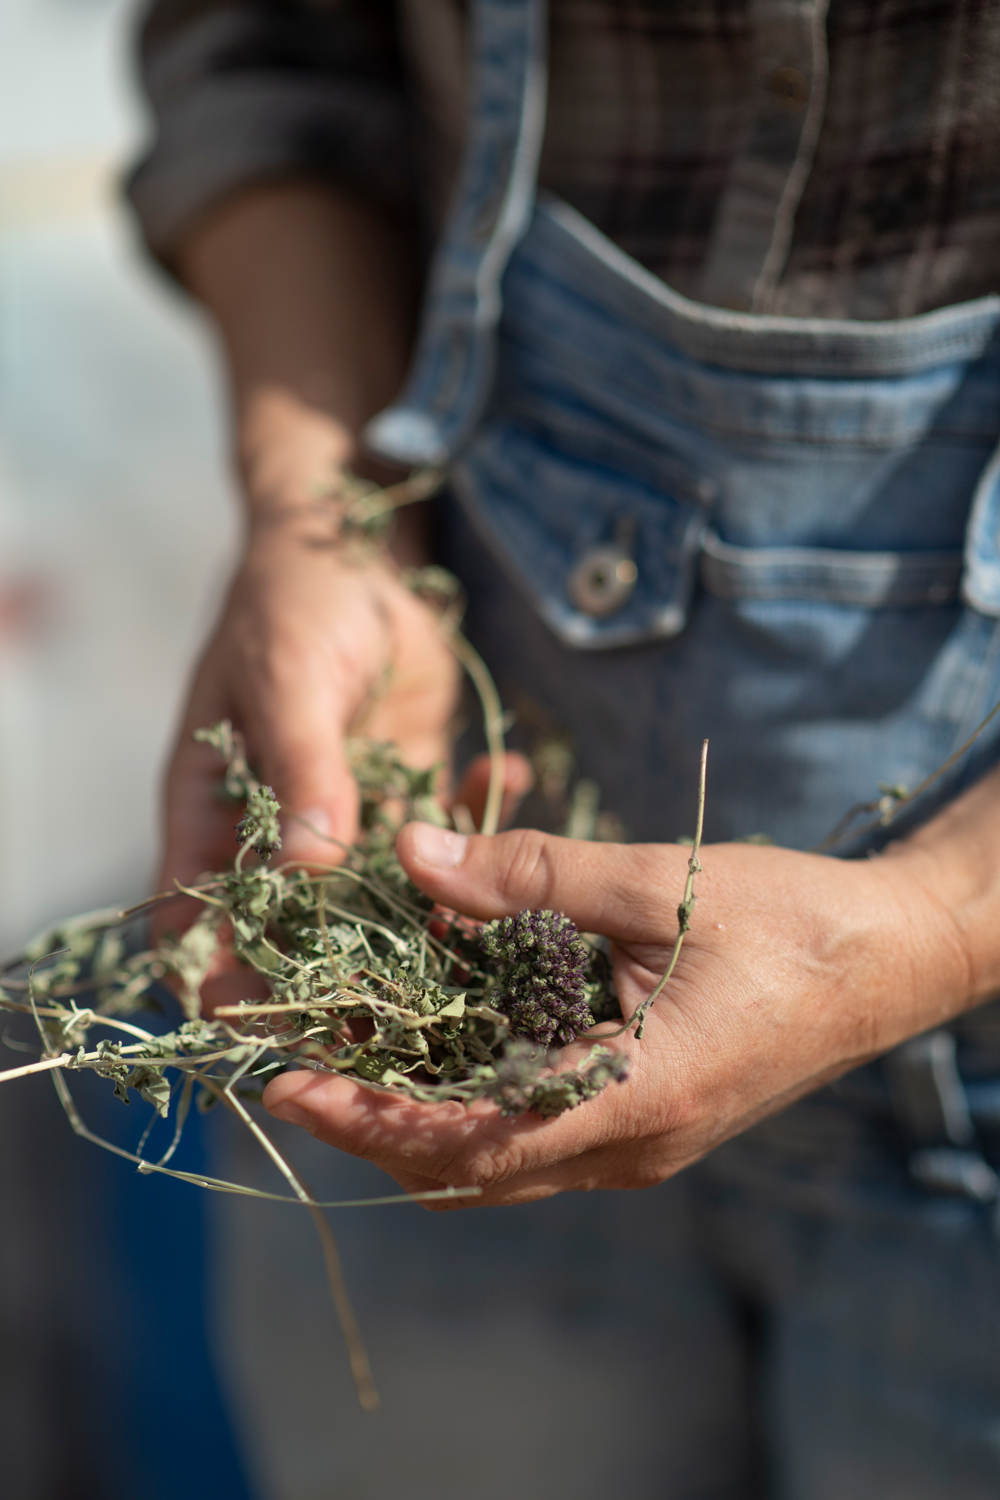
[126,0,417,267]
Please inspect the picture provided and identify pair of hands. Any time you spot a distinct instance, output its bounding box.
[158,504,973,1209]
[158,182,985,1207]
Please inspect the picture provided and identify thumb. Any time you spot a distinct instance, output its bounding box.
[249,703,361,866]
[395,823,684,941]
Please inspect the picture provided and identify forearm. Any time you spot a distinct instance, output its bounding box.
[158,178,455,878]
[176,179,419,521]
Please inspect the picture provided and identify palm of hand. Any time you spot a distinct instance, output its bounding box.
[263,833,968,1205]
[159,533,459,898]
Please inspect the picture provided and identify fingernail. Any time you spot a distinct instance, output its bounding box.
[410,823,469,870]
[268,1100,312,1128]
[291,806,331,839]
[282,806,332,857]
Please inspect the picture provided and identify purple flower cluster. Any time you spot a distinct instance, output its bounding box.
[480,909,594,1049]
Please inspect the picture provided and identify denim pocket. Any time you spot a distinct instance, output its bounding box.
[701,530,964,607]
[451,415,711,649]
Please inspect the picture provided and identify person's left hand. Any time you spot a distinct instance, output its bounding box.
[263,823,972,1206]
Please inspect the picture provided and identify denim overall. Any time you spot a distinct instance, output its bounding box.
[365,1,1000,1494]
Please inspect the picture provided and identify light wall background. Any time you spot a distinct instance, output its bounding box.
[0,0,238,952]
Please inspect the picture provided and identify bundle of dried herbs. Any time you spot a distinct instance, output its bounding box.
[0,470,696,1410]
[0,717,630,1129]
[0,715,636,1410]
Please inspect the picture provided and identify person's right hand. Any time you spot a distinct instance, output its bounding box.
[157,512,461,899]
[155,184,532,962]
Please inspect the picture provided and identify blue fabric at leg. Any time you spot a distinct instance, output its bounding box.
[66,1063,257,1500]
[692,1096,1000,1500]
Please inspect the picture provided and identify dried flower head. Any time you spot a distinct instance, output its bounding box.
[235,783,282,861]
[480,909,595,1049]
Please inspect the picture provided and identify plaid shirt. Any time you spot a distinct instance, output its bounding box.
[129,0,1000,320]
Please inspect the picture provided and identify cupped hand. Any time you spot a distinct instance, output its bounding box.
[158,522,461,898]
[154,513,533,1014]
[263,823,972,1206]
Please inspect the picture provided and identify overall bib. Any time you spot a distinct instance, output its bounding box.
[352,1,1000,1494]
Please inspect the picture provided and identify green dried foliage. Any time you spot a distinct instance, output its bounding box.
[0,475,667,1413]
[1,724,627,1143]
[0,715,635,1412]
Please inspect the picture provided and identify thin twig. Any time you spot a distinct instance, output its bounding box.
[212,1063,381,1412]
[446,630,506,836]
[591,740,709,1042]
[812,694,1000,852]
[308,1204,380,1413]
[49,1066,478,1206]
[347,466,444,525]
[155,1072,194,1168]
[0,1052,74,1084]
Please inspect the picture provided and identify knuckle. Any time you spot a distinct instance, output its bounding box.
[625,1161,674,1191]
[437,1136,524,1191]
[495,828,558,909]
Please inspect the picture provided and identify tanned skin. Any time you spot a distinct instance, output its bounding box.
[168,179,999,1204]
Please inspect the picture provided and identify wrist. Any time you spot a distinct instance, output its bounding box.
[236,387,427,553]
[236,386,354,521]
[236,492,433,597]
[886,777,1000,1012]
[873,836,978,1027]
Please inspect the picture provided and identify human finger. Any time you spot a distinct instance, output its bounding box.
[451,751,535,830]
[244,673,361,867]
[263,1046,645,1191]
[395,823,688,941]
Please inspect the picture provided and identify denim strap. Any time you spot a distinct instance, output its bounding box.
[962,436,1000,618]
[365,0,547,466]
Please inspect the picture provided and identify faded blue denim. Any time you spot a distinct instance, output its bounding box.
[444,195,1000,853]
[365,1,1000,1494]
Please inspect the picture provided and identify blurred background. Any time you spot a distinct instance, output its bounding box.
[0,0,237,954]
[0,4,248,1496]
[0,8,714,1499]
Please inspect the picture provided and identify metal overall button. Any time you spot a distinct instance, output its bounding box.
[568,519,638,618]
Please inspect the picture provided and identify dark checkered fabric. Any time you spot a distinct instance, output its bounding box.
[128,0,1000,319]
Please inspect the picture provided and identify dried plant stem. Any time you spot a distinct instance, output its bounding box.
[346,466,444,525]
[27,959,54,1060]
[813,694,1000,852]
[270,859,466,969]
[43,1063,478,1206]
[0,696,627,1411]
[52,1067,155,1171]
[320,902,409,954]
[308,1204,380,1413]
[210,1075,380,1412]
[0,1051,75,1084]
[222,1076,315,1207]
[0,1041,271,1084]
[43,1053,475,1425]
[593,740,709,1043]
[446,629,506,836]
[315,881,343,983]
[157,1073,194,1168]
[633,739,708,1038]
